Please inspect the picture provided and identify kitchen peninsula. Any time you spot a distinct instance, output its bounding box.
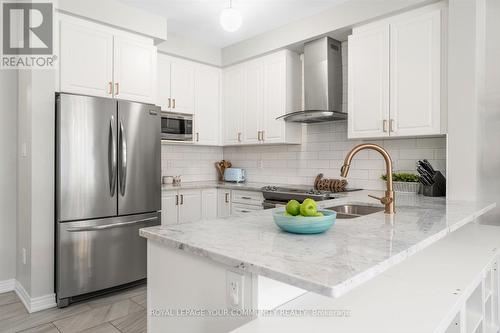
[140,190,496,333]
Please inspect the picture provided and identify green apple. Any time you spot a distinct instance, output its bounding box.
[300,198,318,216]
[283,212,293,217]
[286,200,301,216]
[313,212,324,217]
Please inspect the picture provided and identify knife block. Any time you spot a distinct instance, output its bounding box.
[422,171,446,197]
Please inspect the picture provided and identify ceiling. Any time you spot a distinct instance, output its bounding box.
[117,0,349,48]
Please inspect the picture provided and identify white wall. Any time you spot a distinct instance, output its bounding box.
[0,71,18,282]
[16,70,56,301]
[221,0,435,66]
[477,0,500,223]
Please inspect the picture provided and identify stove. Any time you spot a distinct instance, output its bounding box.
[261,186,362,209]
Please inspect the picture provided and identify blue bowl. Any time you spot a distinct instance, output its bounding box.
[273,209,337,234]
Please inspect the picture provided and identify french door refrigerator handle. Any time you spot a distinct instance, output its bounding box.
[108,115,117,196]
[119,120,127,196]
[65,217,158,232]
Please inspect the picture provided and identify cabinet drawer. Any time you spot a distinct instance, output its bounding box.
[232,203,263,216]
[232,190,263,206]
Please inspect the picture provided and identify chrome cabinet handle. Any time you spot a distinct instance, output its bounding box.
[261,130,265,141]
[258,131,262,141]
[175,194,179,205]
[383,120,388,133]
[119,120,127,196]
[115,82,119,95]
[66,217,158,232]
[225,193,229,203]
[108,115,117,196]
[168,98,171,109]
[389,119,395,132]
[241,210,250,213]
[241,196,252,200]
[108,82,113,95]
[237,132,241,142]
[172,99,176,109]
[180,194,184,205]
[196,133,199,142]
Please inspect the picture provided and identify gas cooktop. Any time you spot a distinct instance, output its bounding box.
[261,185,362,203]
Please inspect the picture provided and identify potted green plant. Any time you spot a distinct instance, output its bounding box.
[381,172,420,194]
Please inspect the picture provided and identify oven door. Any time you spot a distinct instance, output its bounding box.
[161,112,193,141]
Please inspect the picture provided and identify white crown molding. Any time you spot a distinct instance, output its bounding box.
[14,281,56,313]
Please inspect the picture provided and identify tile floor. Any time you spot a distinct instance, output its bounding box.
[0,285,147,333]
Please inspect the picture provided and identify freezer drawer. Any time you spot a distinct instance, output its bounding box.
[56,212,159,302]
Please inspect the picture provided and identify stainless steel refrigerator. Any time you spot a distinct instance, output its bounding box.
[55,93,161,307]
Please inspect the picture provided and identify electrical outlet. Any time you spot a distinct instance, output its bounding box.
[22,248,26,265]
[226,271,244,310]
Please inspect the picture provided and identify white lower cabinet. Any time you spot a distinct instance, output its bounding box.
[231,190,264,217]
[178,189,202,224]
[161,191,178,226]
[201,188,218,220]
[217,189,232,218]
[162,188,218,225]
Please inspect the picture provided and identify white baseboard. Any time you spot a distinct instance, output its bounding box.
[0,279,15,293]
[14,280,56,313]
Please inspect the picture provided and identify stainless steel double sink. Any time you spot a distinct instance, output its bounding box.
[325,204,385,219]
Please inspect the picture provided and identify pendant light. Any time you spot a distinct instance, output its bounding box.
[219,0,242,32]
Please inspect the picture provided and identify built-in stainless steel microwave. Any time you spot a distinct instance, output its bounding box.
[161,112,193,141]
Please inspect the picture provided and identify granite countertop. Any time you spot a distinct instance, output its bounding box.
[161,180,313,192]
[140,190,495,298]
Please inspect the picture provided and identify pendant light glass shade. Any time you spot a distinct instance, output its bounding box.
[219,1,242,32]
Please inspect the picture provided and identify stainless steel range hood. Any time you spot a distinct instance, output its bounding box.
[277,37,346,123]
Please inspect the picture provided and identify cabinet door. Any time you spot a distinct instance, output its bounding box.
[178,189,202,224]
[170,59,195,114]
[157,54,172,111]
[389,9,441,137]
[201,189,218,220]
[348,25,390,139]
[113,35,156,103]
[59,19,113,98]
[262,53,286,143]
[217,189,231,218]
[195,65,221,145]
[161,192,178,226]
[222,66,245,145]
[243,59,264,144]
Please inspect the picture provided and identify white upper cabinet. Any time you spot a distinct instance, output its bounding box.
[59,15,156,104]
[222,50,302,146]
[113,35,156,104]
[223,65,245,145]
[59,19,113,98]
[194,64,221,146]
[389,9,442,137]
[348,25,390,139]
[156,54,195,114]
[348,4,446,139]
[243,59,264,144]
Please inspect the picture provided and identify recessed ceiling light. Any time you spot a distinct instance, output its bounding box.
[219,0,242,32]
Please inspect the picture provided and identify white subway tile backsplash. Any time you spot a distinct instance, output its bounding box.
[222,122,446,190]
[161,144,223,182]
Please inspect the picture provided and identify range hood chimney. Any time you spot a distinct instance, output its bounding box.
[277,37,346,123]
